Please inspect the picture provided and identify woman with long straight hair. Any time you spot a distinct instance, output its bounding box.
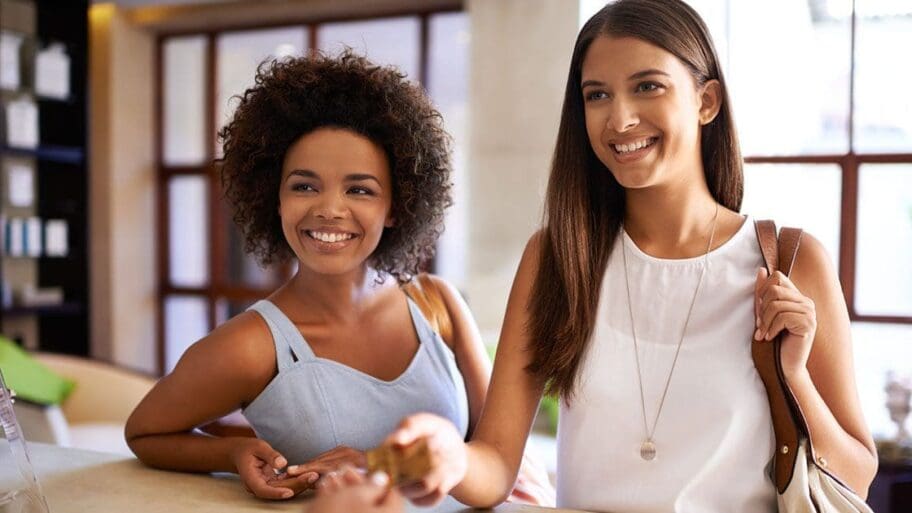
[384,0,877,511]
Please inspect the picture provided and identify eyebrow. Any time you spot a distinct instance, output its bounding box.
[580,68,671,89]
[285,169,383,186]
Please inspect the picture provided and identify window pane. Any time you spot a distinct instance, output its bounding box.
[855,164,912,316]
[427,12,469,285]
[163,36,207,166]
[216,27,308,153]
[317,17,420,81]
[853,4,912,153]
[742,164,842,265]
[168,175,209,287]
[164,295,209,373]
[684,0,729,68]
[726,1,851,156]
[851,322,912,439]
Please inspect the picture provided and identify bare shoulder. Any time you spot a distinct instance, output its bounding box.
[790,230,852,352]
[173,309,277,397]
[424,274,464,307]
[423,274,479,350]
[517,229,545,275]
[790,230,840,296]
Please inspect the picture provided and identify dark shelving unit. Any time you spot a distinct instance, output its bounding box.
[0,0,89,356]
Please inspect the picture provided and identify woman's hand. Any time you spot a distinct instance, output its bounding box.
[284,446,366,482]
[230,438,317,499]
[384,413,467,506]
[507,452,555,506]
[754,268,817,380]
[308,468,403,513]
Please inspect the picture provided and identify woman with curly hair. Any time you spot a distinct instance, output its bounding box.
[124,51,551,503]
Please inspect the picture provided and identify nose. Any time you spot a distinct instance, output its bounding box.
[313,192,349,220]
[606,97,639,133]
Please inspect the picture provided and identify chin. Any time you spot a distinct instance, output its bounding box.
[610,168,660,190]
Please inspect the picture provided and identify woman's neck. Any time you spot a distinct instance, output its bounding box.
[281,266,390,323]
[622,181,721,259]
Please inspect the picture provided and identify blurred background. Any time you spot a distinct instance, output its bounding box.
[0,0,910,506]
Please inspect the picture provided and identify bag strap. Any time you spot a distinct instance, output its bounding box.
[753,220,813,493]
[402,273,454,346]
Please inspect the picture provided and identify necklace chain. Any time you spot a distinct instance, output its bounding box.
[622,203,719,460]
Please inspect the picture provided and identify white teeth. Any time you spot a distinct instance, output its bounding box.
[309,231,353,243]
[614,138,655,154]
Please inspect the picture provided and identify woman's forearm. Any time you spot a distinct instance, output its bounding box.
[788,369,878,496]
[127,432,245,473]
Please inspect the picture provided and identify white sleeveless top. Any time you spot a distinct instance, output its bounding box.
[557,216,776,513]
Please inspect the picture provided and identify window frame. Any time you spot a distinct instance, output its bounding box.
[743,7,912,326]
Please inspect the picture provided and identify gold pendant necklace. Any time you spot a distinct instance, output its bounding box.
[622,203,719,462]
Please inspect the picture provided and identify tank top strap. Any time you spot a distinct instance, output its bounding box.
[247,300,316,371]
[405,297,439,345]
[406,296,459,368]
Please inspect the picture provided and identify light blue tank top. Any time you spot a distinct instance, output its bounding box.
[241,298,469,464]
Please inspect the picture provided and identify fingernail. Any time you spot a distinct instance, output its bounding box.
[275,457,287,468]
[308,473,318,484]
[282,490,293,499]
[753,328,761,340]
[370,471,390,486]
[287,465,298,473]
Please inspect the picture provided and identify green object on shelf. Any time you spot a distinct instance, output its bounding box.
[0,336,74,405]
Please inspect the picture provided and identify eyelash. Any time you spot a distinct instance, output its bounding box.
[636,81,663,93]
[348,187,374,196]
[290,183,375,196]
[583,82,665,101]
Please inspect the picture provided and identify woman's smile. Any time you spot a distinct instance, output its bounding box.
[609,135,660,163]
[303,229,359,253]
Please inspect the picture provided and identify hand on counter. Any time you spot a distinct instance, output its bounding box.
[285,445,367,483]
[309,468,403,513]
[230,438,317,499]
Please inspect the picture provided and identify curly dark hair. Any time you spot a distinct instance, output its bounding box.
[218,50,453,284]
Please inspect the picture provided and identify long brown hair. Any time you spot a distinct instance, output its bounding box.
[526,0,744,402]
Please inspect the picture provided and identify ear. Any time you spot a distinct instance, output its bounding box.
[384,214,395,228]
[698,79,722,126]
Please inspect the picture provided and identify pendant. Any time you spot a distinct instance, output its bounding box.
[640,439,657,461]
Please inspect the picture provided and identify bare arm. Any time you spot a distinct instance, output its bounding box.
[389,234,547,508]
[756,233,877,496]
[452,233,547,507]
[427,274,492,435]
[124,311,276,473]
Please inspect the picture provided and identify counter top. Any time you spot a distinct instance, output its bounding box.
[15,443,585,513]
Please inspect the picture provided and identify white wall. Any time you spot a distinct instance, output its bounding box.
[463,0,579,344]
[89,5,157,373]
